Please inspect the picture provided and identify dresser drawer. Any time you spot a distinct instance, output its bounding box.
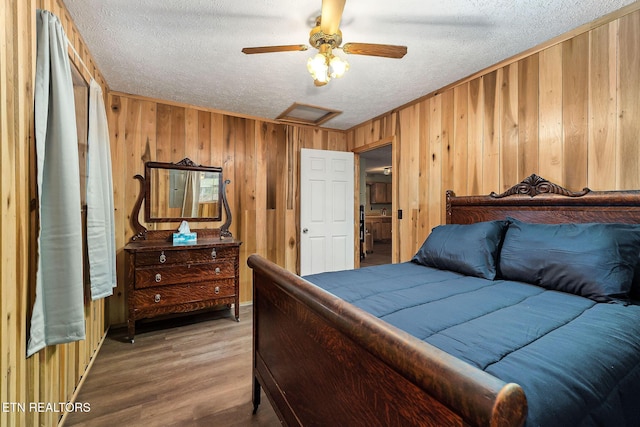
[135,261,235,289]
[135,246,238,266]
[133,280,236,309]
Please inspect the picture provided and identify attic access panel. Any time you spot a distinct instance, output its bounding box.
[276,102,342,126]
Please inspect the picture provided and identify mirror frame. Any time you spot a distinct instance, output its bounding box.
[144,158,223,223]
[130,158,234,241]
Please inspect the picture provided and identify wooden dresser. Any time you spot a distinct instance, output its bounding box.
[124,230,241,342]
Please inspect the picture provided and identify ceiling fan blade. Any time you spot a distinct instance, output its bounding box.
[320,0,346,35]
[342,43,407,59]
[242,45,308,54]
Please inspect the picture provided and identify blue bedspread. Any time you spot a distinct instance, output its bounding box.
[304,262,640,427]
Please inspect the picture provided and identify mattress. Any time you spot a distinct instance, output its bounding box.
[304,262,640,427]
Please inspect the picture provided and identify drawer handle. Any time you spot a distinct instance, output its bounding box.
[154,294,161,303]
[155,273,162,282]
[211,248,217,259]
[214,286,220,294]
[159,251,166,263]
[215,267,221,275]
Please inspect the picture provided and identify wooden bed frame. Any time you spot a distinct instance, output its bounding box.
[248,175,640,427]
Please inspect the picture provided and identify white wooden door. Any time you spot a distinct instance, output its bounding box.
[300,148,355,276]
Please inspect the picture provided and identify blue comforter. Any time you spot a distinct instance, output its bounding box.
[304,262,640,427]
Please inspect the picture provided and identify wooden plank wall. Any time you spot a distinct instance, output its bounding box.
[2,0,110,425]
[106,93,347,325]
[0,1,31,426]
[347,8,640,264]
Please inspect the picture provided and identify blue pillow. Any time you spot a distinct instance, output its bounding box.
[499,218,640,303]
[412,220,508,280]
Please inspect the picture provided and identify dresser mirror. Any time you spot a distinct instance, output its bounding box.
[145,159,223,222]
[130,158,233,241]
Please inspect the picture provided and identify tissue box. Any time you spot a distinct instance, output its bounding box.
[172,232,197,245]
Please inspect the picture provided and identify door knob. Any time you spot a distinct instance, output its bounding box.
[302,228,308,234]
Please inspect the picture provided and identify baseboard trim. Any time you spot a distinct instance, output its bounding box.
[58,326,110,427]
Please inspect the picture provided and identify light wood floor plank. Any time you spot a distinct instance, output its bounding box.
[64,305,280,426]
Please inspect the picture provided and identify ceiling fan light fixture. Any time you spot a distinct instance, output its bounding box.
[307,44,348,85]
[242,2,407,86]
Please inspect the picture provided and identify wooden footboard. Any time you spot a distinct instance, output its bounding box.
[248,254,527,427]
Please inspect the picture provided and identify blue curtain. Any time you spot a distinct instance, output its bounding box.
[28,10,85,357]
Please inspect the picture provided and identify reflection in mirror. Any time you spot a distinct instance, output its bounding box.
[145,159,223,222]
[151,169,220,219]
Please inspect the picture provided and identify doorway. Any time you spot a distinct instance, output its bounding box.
[359,145,392,267]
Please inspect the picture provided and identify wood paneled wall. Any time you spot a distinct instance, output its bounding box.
[348,8,640,264]
[106,93,347,325]
[2,0,109,425]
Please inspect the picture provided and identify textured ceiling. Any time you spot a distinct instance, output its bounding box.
[64,0,636,130]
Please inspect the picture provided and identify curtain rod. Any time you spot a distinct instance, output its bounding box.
[66,37,94,81]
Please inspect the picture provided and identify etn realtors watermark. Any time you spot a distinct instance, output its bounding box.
[2,402,91,413]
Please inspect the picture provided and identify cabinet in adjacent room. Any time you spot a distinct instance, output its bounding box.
[367,216,392,242]
[370,182,392,204]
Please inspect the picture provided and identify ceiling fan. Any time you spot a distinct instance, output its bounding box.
[241,0,407,86]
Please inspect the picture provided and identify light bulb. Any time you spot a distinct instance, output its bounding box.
[307,53,329,82]
[329,55,349,78]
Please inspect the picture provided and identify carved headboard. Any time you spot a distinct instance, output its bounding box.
[447,174,640,225]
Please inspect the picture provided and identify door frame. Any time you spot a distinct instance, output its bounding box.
[352,136,396,268]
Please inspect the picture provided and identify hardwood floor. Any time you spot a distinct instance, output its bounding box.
[64,305,280,427]
[361,241,392,267]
